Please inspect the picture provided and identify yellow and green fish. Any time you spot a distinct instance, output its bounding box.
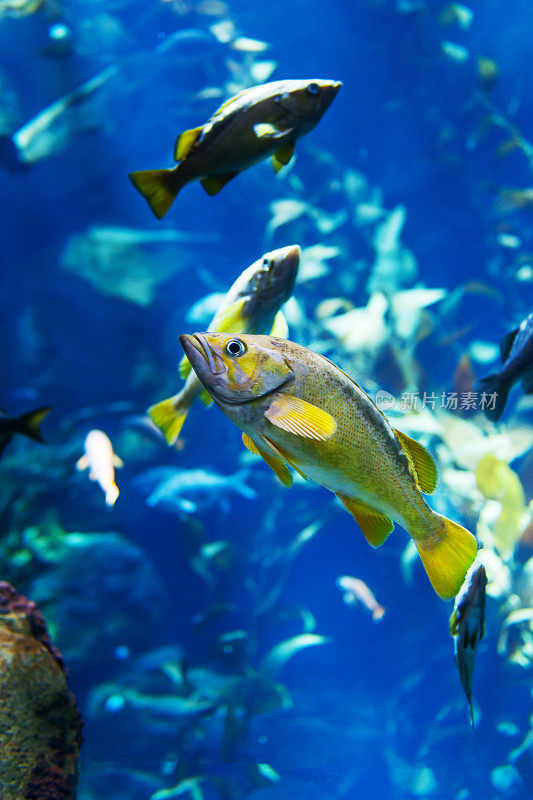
[129,78,342,219]
[150,245,300,444]
[179,333,478,599]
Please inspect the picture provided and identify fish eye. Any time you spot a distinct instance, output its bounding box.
[307,82,320,95]
[225,339,246,357]
[262,257,271,268]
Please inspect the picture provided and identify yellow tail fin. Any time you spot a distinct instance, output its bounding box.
[416,514,478,599]
[129,168,181,219]
[148,394,189,445]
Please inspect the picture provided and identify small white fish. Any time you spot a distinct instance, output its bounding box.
[336,575,385,621]
[76,429,123,506]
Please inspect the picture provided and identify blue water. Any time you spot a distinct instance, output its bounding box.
[1,1,533,798]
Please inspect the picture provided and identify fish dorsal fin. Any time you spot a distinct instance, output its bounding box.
[337,494,394,548]
[242,432,292,486]
[265,395,337,440]
[179,354,192,380]
[270,309,288,338]
[199,389,213,407]
[174,125,203,161]
[200,172,238,196]
[113,454,124,468]
[272,140,296,174]
[211,297,247,333]
[500,327,519,362]
[394,429,438,494]
[261,435,308,480]
[212,89,249,117]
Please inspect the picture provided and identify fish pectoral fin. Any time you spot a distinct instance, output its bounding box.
[500,327,519,362]
[243,431,293,486]
[199,389,213,407]
[253,122,289,139]
[174,125,203,161]
[394,429,438,494]
[261,435,308,480]
[337,494,394,548]
[270,309,288,338]
[265,395,337,440]
[75,455,89,471]
[449,608,460,636]
[179,354,192,380]
[200,172,238,196]
[113,455,124,468]
[272,140,296,174]
[211,297,247,333]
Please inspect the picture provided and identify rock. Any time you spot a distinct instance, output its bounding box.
[0,581,82,800]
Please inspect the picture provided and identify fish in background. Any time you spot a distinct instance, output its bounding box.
[336,575,385,621]
[449,561,487,726]
[0,406,50,456]
[76,429,123,507]
[131,465,255,515]
[180,333,478,599]
[149,244,300,444]
[129,78,342,219]
[477,310,533,422]
[0,66,116,172]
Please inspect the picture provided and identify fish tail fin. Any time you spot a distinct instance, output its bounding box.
[16,406,51,443]
[148,393,189,445]
[476,374,509,422]
[105,484,119,507]
[415,514,477,599]
[129,167,182,219]
[0,135,24,173]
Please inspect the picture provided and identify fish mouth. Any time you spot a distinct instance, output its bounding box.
[263,244,300,300]
[180,333,224,376]
[179,334,245,404]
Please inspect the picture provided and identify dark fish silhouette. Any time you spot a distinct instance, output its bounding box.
[0,406,51,456]
[478,311,533,421]
[449,563,487,727]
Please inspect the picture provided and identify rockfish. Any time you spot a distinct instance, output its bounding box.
[180,333,478,599]
[129,78,342,219]
[149,244,299,444]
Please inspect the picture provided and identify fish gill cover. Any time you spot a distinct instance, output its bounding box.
[0,1,533,799]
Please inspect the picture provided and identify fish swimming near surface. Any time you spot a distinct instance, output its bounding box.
[129,78,342,219]
[449,562,487,726]
[76,429,123,507]
[132,465,256,515]
[149,244,300,444]
[477,310,533,421]
[336,575,385,621]
[0,405,50,456]
[180,333,478,599]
